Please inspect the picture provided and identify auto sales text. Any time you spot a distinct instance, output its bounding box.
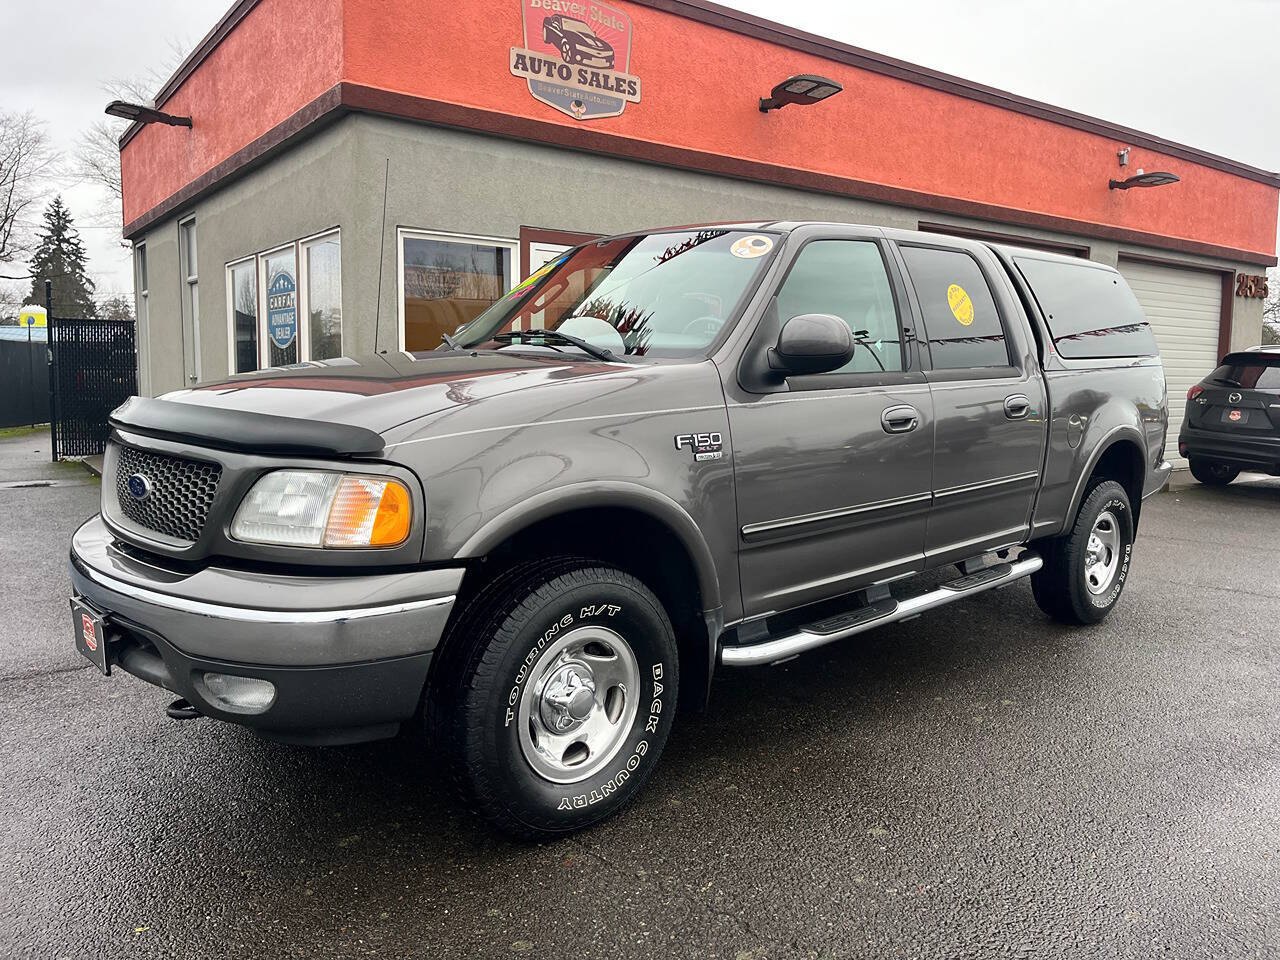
[509,48,641,102]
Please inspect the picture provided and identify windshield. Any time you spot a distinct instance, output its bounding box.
[454,229,778,359]
[563,18,592,32]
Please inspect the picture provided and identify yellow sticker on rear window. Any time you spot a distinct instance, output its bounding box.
[947,283,974,326]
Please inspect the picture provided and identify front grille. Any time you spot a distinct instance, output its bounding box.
[114,444,223,542]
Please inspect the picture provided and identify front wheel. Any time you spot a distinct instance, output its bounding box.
[1189,457,1239,486]
[430,562,678,839]
[1031,479,1135,625]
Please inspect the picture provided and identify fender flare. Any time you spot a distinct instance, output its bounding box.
[456,480,723,613]
[1062,423,1148,530]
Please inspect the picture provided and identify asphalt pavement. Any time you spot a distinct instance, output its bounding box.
[2,430,1278,959]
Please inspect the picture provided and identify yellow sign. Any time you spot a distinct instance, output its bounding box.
[18,306,46,328]
[946,284,974,326]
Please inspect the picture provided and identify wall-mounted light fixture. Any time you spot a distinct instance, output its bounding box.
[1109,170,1179,190]
[1117,147,1130,167]
[759,74,843,113]
[104,100,192,128]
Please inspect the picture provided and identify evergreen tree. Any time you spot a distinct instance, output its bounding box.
[99,294,134,323]
[24,196,97,318]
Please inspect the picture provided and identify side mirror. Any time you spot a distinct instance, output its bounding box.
[769,313,854,376]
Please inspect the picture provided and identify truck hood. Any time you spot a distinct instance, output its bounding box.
[118,352,627,454]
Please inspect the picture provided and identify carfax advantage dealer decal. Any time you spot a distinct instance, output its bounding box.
[510,0,641,121]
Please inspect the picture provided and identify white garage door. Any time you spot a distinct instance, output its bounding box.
[1118,260,1223,464]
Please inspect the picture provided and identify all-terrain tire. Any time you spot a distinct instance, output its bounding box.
[429,561,678,839]
[1188,457,1239,486]
[1031,479,1135,625]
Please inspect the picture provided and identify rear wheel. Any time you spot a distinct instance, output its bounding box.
[1031,479,1135,625]
[429,561,678,839]
[1189,457,1239,486]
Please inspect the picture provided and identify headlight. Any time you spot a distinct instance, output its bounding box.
[231,470,413,548]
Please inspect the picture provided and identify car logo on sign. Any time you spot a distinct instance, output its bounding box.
[509,0,641,121]
[1229,392,1242,403]
[126,473,152,501]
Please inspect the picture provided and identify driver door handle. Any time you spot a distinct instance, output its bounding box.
[1004,394,1031,420]
[881,404,920,434]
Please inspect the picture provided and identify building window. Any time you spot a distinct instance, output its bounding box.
[225,230,341,375]
[302,231,342,360]
[260,245,299,367]
[399,229,516,351]
[179,217,200,383]
[226,257,258,373]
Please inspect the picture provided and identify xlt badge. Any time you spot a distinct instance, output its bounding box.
[674,432,723,461]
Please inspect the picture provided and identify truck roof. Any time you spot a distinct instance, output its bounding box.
[601,221,1109,268]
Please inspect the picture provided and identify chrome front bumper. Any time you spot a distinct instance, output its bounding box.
[70,515,461,667]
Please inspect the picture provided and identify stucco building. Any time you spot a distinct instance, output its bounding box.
[119,0,1279,464]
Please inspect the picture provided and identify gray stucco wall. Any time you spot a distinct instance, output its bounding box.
[131,112,1268,394]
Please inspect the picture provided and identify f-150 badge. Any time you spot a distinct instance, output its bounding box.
[674,432,723,461]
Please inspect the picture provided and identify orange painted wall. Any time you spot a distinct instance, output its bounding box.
[120,0,343,225]
[123,0,1279,260]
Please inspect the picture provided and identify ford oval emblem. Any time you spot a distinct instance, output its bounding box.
[126,473,152,501]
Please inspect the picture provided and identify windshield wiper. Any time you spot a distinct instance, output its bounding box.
[1210,376,1241,387]
[490,329,620,363]
[439,330,461,350]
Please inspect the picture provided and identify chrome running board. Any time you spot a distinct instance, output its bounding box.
[719,553,1043,667]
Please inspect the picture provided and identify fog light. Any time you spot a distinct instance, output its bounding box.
[200,672,276,714]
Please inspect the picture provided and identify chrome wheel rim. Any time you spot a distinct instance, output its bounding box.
[517,626,640,784]
[1084,510,1121,595]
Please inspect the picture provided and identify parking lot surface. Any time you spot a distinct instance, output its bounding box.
[2,432,1278,959]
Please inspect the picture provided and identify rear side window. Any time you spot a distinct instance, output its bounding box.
[1014,257,1158,359]
[899,246,1010,369]
[1211,356,1280,392]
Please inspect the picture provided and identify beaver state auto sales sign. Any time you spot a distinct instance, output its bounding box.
[510,0,641,120]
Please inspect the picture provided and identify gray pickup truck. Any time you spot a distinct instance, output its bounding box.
[70,222,1170,837]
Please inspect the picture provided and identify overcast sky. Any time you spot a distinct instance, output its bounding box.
[0,0,1276,300]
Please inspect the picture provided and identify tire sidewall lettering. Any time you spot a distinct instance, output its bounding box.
[554,661,666,812]
[487,581,676,824]
[1085,496,1132,609]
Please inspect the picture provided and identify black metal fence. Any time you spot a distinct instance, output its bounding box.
[0,336,49,429]
[48,315,137,460]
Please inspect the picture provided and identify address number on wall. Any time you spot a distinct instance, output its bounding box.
[1235,274,1269,298]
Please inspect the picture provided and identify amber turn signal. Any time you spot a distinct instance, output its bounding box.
[323,476,412,547]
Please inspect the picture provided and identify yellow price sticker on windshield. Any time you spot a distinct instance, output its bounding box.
[947,284,974,326]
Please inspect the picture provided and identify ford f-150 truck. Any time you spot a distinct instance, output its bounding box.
[70,222,1170,837]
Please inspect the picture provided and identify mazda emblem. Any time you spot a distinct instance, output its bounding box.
[126,473,153,501]
[1229,392,1242,404]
